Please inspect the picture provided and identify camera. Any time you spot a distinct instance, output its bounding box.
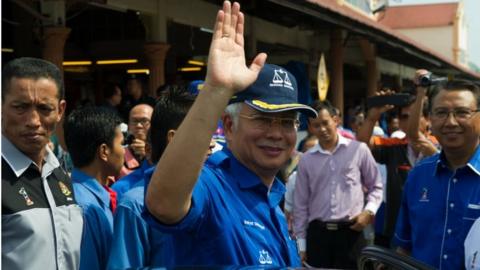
[418,73,448,87]
[122,132,135,146]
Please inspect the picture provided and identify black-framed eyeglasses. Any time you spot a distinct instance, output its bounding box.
[130,118,151,126]
[239,114,300,132]
[431,108,480,121]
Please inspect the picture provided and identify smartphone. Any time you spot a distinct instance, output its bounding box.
[366,93,413,108]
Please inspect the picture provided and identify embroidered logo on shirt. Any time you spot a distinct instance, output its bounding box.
[258,250,273,264]
[419,188,429,202]
[19,187,34,206]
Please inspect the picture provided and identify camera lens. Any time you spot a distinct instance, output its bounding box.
[419,74,432,87]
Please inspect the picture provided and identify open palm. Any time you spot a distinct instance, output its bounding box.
[205,1,266,93]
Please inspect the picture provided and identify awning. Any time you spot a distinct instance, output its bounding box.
[267,0,480,81]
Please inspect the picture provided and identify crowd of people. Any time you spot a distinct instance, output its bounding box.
[2,1,479,270]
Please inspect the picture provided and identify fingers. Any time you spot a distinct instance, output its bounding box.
[212,10,225,40]
[213,2,243,44]
[249,52,267,74]
[349,222,363,232]
[222,1,232,37]
[230,2,240,38]
[235,11,245,46]
[375,89,395,96]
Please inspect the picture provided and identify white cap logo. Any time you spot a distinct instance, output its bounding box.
[270,69,294,90]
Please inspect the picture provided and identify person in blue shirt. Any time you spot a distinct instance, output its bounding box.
[144,1,317,267]
[107,86,198,269]
[112,158,152,200]
[394,78,480,270]
[64,107,125,270]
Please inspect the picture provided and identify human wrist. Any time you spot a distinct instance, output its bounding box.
[202,81,236,98]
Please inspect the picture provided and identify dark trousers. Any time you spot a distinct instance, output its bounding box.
[306,220,366,269]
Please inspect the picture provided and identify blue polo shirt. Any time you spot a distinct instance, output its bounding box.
[144,149,300,267]
[107,179,170,269]
[72,169,114,270]
[393,146,480,270]
[112,159,153,200]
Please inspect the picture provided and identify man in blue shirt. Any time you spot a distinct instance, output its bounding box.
[107,86,197,269]
[394,79,480,270]
[145,1,317,267]
[64,107,125,270]
[112,158,152,200]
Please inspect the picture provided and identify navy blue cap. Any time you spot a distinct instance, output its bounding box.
[229,64,317,117]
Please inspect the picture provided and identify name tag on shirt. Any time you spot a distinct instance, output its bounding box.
[243,220,265,230]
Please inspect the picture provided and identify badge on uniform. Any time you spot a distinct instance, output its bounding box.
[59,181,72,196]
[19,187,34,206]
[59,181,73,201]
[419,188,429,202]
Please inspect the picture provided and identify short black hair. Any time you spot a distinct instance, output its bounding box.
[64,106,123,168]
[103,83,120,99]
[149,85,195,163]
[310,100,336,117]
[2,57,64,102]
[429,79,480,111]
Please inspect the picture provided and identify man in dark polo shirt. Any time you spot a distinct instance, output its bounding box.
[2,57,83,270]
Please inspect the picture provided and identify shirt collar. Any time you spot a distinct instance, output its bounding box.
[310,132,349,154]
[435,145,480,176]
[1,134,59,178]
[467,145,480,176]
[209,148,286,207]
[71,168,111,206]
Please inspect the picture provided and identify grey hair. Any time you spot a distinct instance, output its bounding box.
[224,102,243,130]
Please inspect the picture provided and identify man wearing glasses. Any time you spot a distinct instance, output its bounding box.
[119,104,153,179]
[144,1,316,266]
[394,79,480,270]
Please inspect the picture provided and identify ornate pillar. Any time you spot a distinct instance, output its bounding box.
[144,42,170,97]
[330,29,344,115]
[42,26,71,72]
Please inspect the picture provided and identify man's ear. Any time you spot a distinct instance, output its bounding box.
[222,114,234,139]
[57,100,67,122]
[98,143,110,162]
[166,129,176,143]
